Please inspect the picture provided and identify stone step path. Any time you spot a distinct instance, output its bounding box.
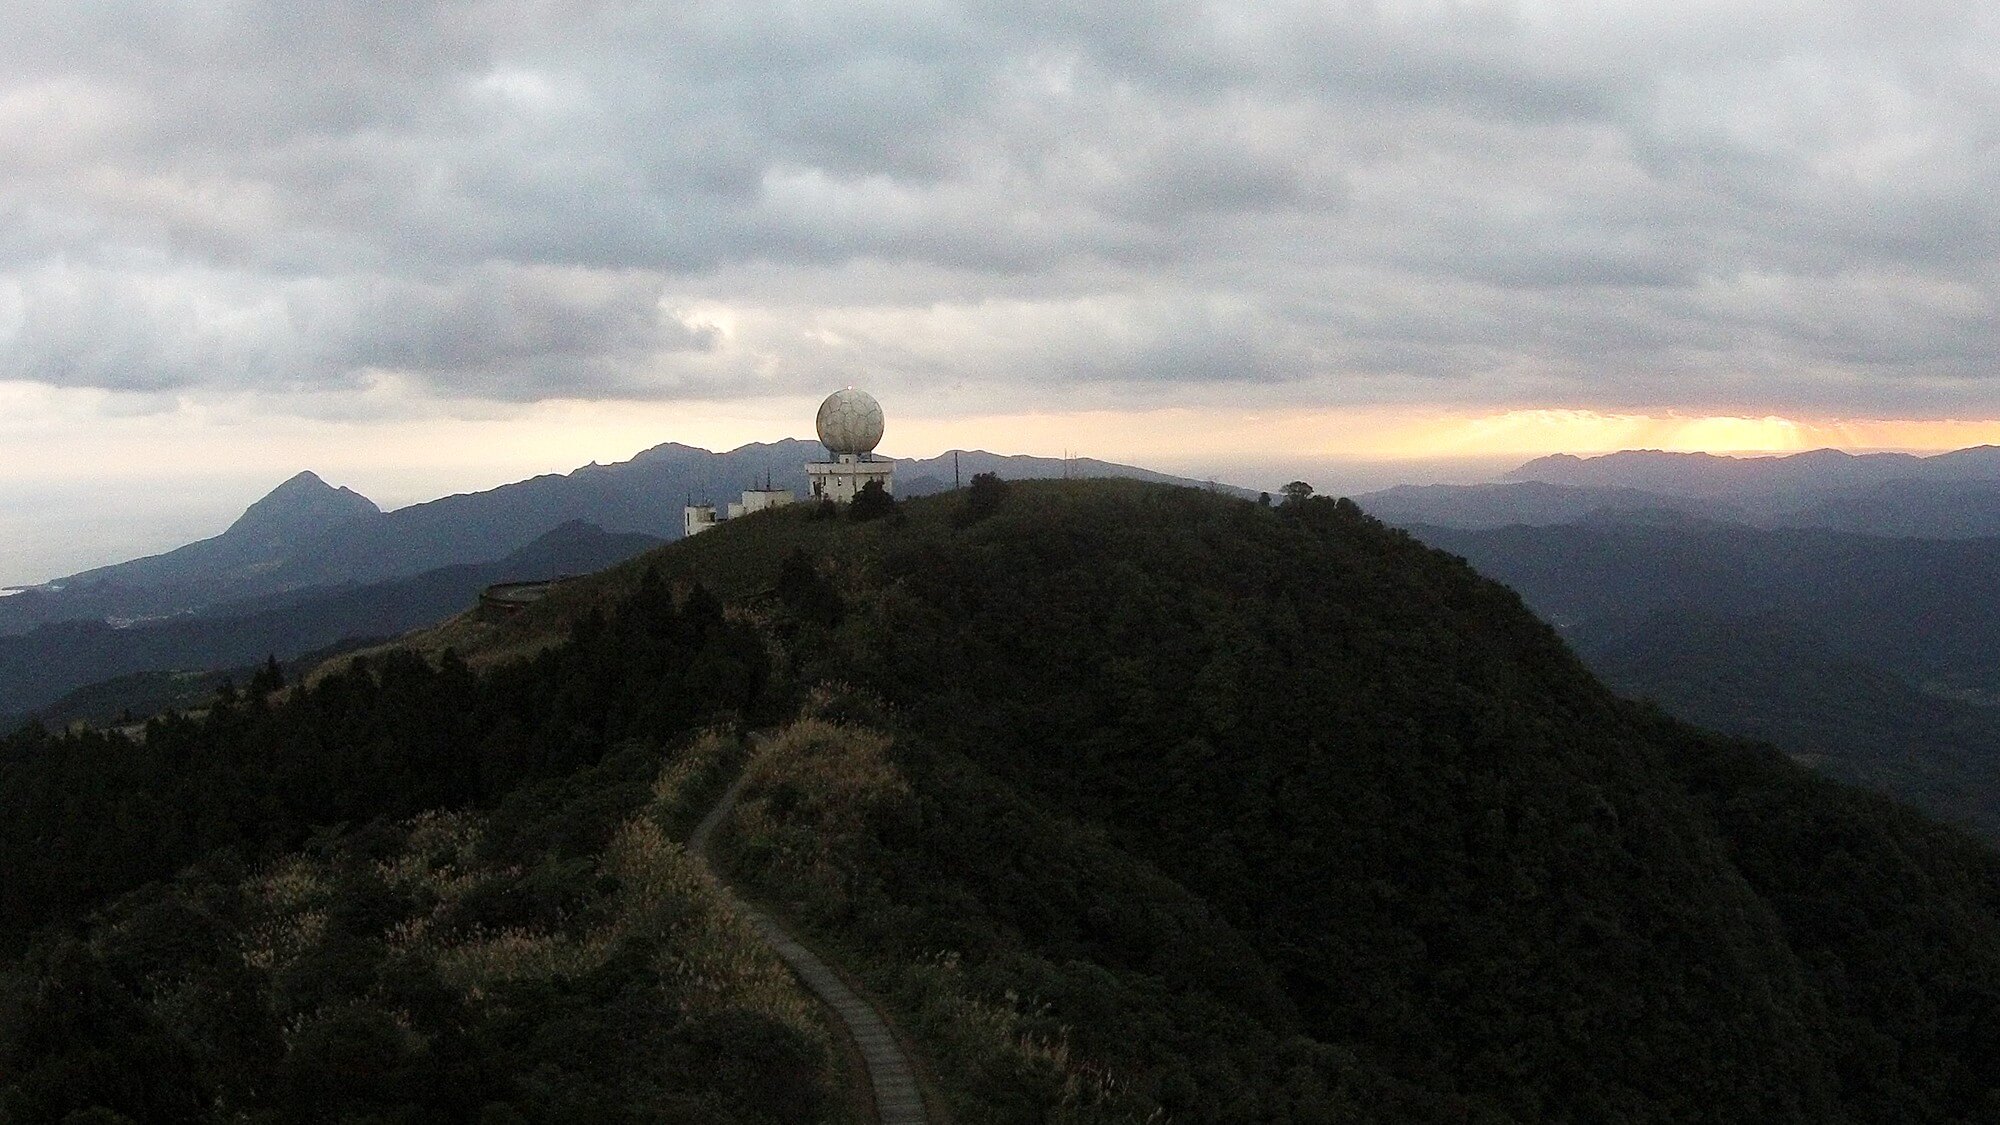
[689,755,930,1125]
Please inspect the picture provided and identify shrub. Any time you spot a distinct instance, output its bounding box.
[849,480,897,521]
[953,472,1010,527]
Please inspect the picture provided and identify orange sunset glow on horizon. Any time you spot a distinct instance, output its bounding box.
[880,407,2000,467]
[12,387,2000,498]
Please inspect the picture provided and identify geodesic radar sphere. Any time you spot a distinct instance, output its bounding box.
[815,388,885,456]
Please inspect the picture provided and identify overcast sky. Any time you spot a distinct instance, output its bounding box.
[2,0,1998,580]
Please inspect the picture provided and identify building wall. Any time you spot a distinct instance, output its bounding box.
[728,489,795,520]
[806,457,895,504]
[684,504,718,537]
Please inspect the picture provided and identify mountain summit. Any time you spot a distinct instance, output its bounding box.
[33,472,388,618]
[222,470,380,544]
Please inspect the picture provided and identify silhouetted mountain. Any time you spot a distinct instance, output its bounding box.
[226,470,381,539]
[3,441,1243,635]
[0,521,659,716]
[66,470,378,590]
[1507,447,1935,496]
[1365,445,2000,538]
[1358,480,1744,528]
[1512,445,2000,500]
[1778,477,2000,538]
[0,472,385,632]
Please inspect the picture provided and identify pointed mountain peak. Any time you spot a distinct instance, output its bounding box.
[269,470,334,493]
[225,471,381,542]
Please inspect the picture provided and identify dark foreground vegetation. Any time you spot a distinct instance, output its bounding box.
[7,480,2000,1122]
[1,577,842,1123]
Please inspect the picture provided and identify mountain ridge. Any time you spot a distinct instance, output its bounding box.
[1365,443,2000,538]
[4,440,1245,636]
[1507,444,2000,497]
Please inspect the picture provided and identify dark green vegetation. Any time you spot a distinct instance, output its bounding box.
[1409,517,2000,837]
[9,480,2000,1122]
[848,479,898,522]
[8,642,373,733]
[1,570,845,1123]
[1578,610,2000,837]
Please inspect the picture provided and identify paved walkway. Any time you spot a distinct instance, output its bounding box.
[689,756,930,1125]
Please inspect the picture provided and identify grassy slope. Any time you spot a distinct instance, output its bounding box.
[1,732,857,1124]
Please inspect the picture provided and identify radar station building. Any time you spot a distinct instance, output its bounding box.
[683,502,720,537]
[807,388,895,503]
[682,387,894,536]
[682,482,794,538]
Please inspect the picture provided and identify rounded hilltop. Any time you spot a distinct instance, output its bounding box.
[341,475,2000,1122]
[815,388,884,456]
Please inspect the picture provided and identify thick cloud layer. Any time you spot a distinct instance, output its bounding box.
[2,0,1994,415]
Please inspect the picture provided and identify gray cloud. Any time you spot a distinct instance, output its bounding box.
[1,0,1996,413]
[1,262,720,399]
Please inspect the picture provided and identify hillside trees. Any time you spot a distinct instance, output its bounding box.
[0,733,847,1124]
[953,471,1010,527]
[0,573,764,955]
[848,479,897,522]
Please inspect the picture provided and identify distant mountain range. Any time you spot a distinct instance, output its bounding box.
[0,521,660,722]
[1361,445,2000,538]
[0,441,1243,717]
[1511,445,2000,496]
[3,441,1241,638]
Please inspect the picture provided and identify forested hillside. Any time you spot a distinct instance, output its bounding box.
[1576,610,2000,837]
[7,481,2000,1122]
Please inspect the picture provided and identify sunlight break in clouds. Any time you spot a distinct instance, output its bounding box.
[891,408,2000,466]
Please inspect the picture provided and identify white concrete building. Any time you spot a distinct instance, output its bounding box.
[806,388,895,503]
[684,483,798,536]
[683,503,719,537]
[682,387,893,536]
[728,487,795,520]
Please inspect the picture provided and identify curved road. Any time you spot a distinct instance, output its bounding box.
[689,757,930,1125]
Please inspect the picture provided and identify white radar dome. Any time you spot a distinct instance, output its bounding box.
[815,388,885,456]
